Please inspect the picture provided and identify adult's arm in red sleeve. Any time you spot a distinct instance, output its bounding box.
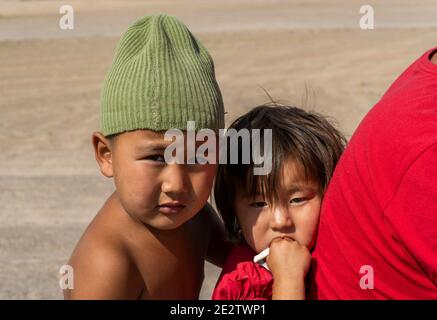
[384,144,437,284]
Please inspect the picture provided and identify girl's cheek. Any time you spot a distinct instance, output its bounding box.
[308,208,322,247]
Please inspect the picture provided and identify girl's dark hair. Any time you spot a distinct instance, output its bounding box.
[213,102,347,243]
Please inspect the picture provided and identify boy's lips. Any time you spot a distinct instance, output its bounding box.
[157,201,186,214]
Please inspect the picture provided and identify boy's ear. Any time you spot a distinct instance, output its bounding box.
[92,132,114,178]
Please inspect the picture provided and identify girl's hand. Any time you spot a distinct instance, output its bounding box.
[267,236,311,279]
[266,237,311,299]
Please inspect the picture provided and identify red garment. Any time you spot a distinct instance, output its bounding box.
[212,245,273,300]
[310,47,437,299]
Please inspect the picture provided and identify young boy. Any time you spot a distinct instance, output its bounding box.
[64,14,230,299]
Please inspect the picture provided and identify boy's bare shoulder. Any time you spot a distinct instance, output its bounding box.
[65,196,221,299]
[65,193,144,299]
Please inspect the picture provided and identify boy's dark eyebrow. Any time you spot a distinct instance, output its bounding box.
[135,139,207,152]
[135,142,170,152]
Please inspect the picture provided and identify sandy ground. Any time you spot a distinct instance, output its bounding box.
[0,0,436,299]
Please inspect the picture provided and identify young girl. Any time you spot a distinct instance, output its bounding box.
[212,103,346,300]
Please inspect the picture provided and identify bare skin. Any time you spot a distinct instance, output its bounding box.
[64,130,231,299]
[65,194,225,299]
[267,237,311,300]
[431,50,437,64]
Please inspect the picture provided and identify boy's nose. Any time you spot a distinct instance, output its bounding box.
[161,164,189,195]
[269,206,293,231]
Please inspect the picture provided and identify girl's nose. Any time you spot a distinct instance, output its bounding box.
[270,205,293,231]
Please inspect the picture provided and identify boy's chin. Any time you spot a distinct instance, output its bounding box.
[142,213,194,231]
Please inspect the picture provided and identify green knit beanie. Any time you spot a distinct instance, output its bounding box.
[101,14,224,136]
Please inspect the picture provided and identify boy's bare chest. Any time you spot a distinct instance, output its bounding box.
[131,224,209,299]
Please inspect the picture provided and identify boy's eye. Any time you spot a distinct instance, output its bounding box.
[249,201,268,208]
[144,155,166,162]
[290,197,308,205]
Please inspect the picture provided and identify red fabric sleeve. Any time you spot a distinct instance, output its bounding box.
[384,144,437,285]
[211,262,272,300]
[211,245,273,300]
[211,272,243,300]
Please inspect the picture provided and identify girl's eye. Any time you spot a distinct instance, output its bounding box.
[290,197,308,205]
[144,155,166,162]
[249,201,268,208]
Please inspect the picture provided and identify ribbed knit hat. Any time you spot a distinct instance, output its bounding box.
[101,14,224,136]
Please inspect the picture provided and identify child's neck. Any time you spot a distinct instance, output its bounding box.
[431,51,437,65]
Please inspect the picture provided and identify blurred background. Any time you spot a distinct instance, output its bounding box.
[0,0,436,299]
